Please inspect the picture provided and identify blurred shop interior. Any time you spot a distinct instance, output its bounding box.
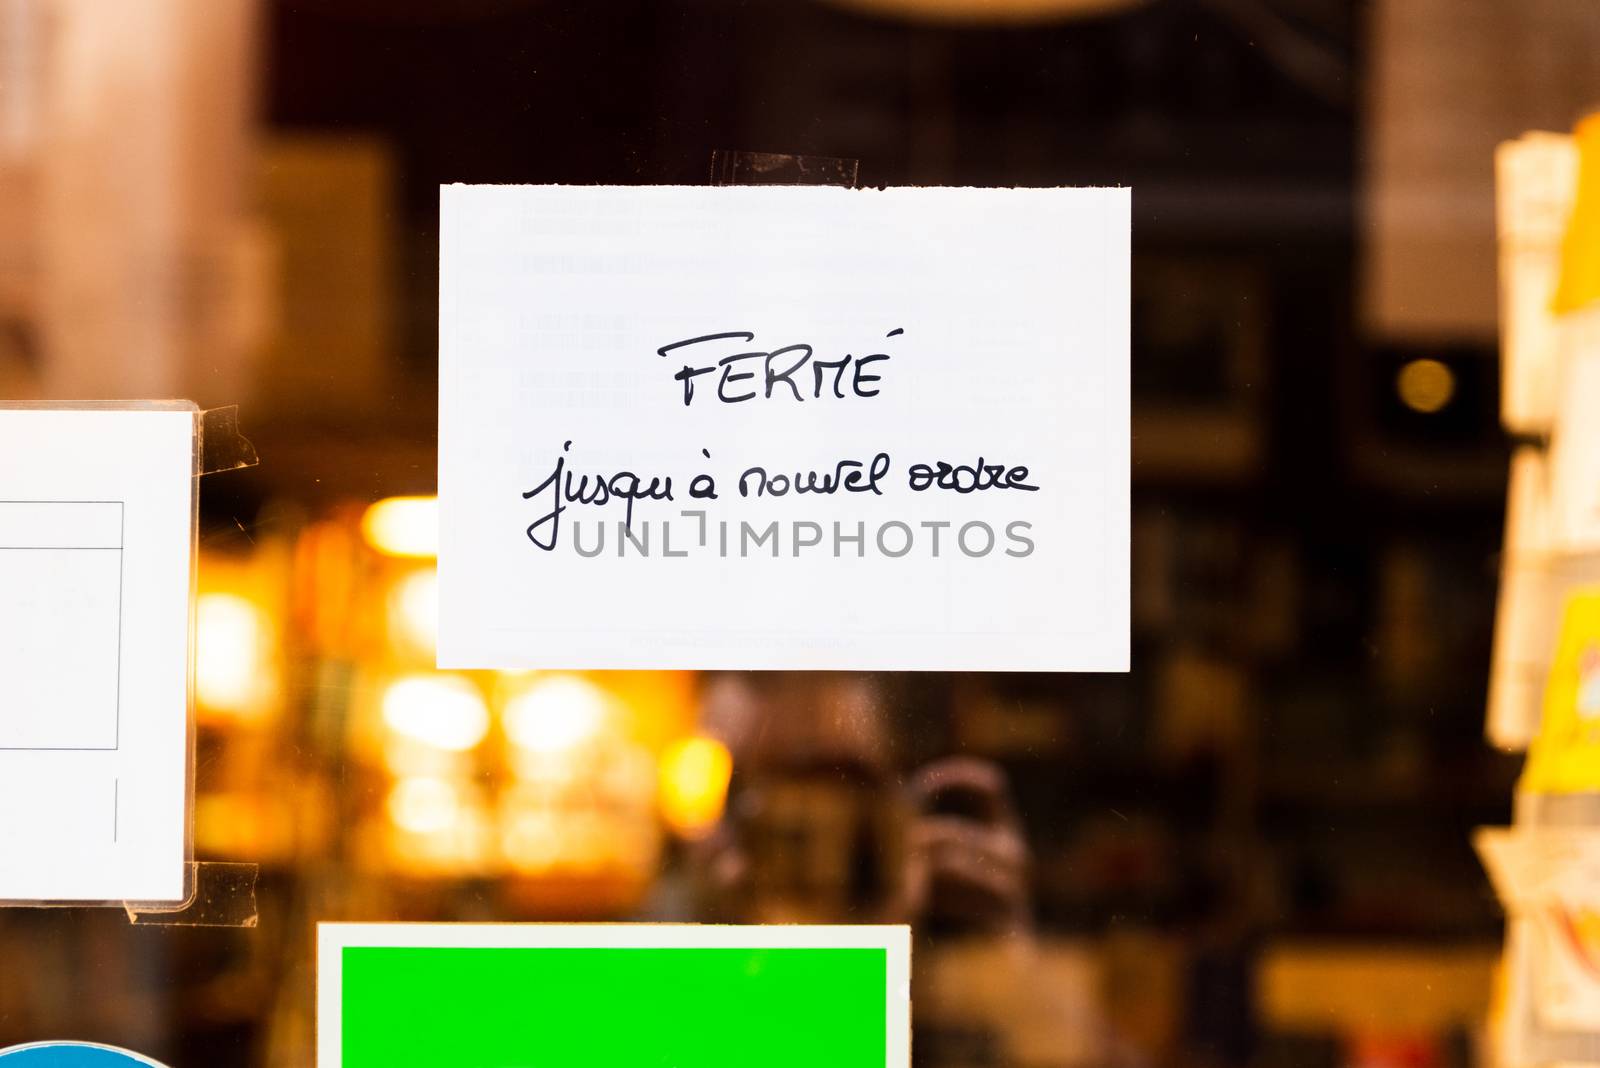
[5,1,1600,1066]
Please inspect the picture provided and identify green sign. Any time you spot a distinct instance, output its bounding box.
[319,924,910,1068]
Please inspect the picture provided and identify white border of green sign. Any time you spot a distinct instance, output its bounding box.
[317,923,911,1067]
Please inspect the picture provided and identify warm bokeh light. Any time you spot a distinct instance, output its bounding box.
[361,495,438,558]
[1396,357,1456,414]
[504,674,612,754]
[386,776,461,835]
[196,591,269,716]
[389,566,439,654]
[380,674,490,752]
[659,735,733,839]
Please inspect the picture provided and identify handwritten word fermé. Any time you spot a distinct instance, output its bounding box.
[658,329,900,407]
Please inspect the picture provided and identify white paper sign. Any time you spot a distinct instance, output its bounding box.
[0,407,192,902]
[439,185,1129,671]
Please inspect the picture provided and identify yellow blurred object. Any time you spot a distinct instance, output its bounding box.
[388,566,438,656]
[196,590,272,720]
[659,735,733,839]
[379,777,493,874]
[1553,113,1600,315]
[1395,357,1455,413]
[1484,951,1510,1067]
[493,673,660,897]
[195,788,325,862]
[1259,945,1496,1034]
[380,674,489,752]
[499,761,660,897]
[504,674,613,755]
[361,495,437,558]
[1521,589,1600,794]
[600,671,699,750]
[292,518,363,653]
[387,776,461,835]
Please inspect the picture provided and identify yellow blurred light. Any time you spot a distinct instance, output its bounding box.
[390,567,439,653]
[381,674,490,752]
[659,735,733,839]
[504,675,611,755]
[500,809,562,871]
[361,495,438,558]
[387,776,460,835]
[1396,358,1456,414]
[381,733,473,779]
[196,592,267,714]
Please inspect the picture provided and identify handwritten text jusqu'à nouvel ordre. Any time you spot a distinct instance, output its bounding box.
[521,329,1040,553]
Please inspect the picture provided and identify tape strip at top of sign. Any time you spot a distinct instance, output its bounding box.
[437,184,1129,672]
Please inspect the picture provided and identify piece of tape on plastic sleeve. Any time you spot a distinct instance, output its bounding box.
[124,862,259,927]
[198,405,259,476]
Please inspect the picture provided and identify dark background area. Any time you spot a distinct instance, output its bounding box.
[0,2,1528,1066]
[257,0,1512,945]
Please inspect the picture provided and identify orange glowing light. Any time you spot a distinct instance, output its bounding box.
[659,735,733,839]
[504,674,613,755]
[389,566,439,654]
[196,591,270,717]
[387,776,461,835]
[381,674,490,752]
[361,496,438,558]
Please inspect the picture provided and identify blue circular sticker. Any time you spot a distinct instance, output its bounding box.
[0,1044,167,1067]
